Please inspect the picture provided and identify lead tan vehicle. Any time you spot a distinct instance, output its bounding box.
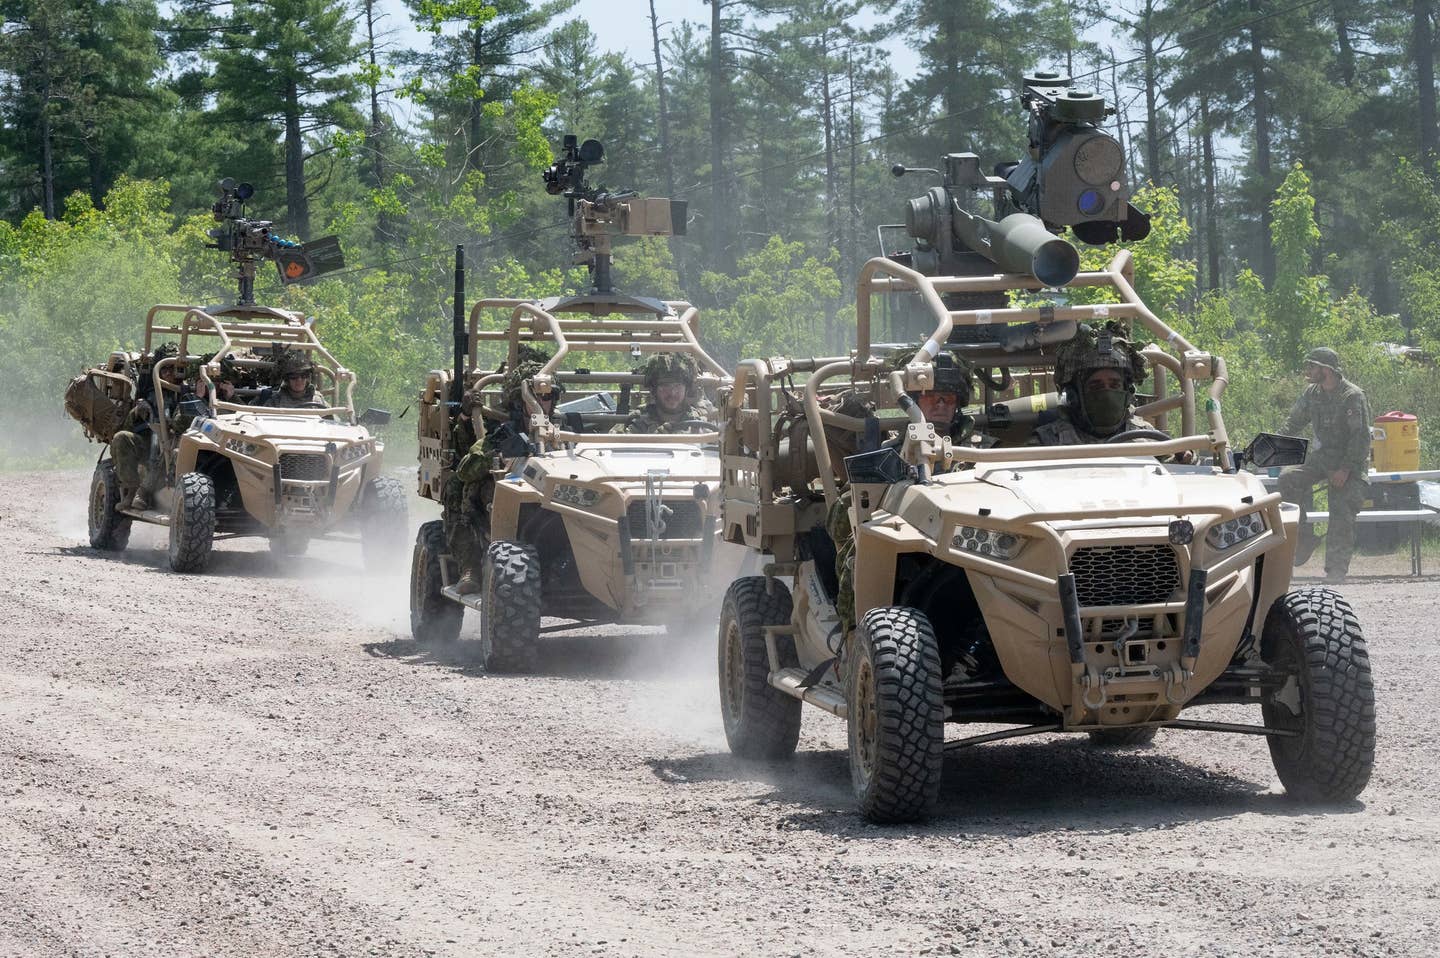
[408,291,730,672]
[73,303,405,573]
[717,251,1376,822]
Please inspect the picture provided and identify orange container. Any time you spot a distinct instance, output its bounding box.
[1372,411,1420,472]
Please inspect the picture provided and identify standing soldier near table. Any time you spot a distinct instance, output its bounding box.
[1277,347,1372,584]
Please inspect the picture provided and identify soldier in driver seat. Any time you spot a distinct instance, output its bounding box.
[1033,321,1153,446]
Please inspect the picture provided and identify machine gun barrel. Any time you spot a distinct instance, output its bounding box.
[951,209,1079,287]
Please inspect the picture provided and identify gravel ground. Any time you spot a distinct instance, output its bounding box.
[1,468,1437,957]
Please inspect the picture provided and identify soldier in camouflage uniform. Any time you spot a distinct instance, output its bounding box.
[617,352,713,433]
[827,348,975,635]
[448,356,564,595]
[111,344,184,510]
[1033,321,1153,446]
[262,350,327,409]
[1277,347,1371,583]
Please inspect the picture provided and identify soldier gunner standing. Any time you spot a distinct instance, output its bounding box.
[1277,347,1371,584]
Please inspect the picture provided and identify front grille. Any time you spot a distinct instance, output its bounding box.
[1070,545,1180,606]
[626,499,702,539]
[279,453,329,481]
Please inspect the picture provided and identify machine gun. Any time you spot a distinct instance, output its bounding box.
[542,135,687,295]
[208,178,345,305]
[887,73,1151,291]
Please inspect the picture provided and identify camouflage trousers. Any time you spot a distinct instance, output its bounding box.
[110,430,157,493]
[826,489,856,635]
[442,473,492,579]
[1277,462,1368,577]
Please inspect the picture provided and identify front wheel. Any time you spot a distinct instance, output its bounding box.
[410,520,463,644]
[360,476,409,571]
[1262,588,1375,802]
[846,607,945,823]
[479,540,541,673]
[88,460,132,551]
[168,472,216,573]
[718,577,801,760]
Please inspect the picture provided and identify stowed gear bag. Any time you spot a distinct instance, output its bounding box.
[64,370,131,443]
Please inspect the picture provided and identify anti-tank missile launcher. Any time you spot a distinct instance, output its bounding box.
[889,72,1151,293]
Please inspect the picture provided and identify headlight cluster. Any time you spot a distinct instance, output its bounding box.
[225,437,263,457]
[340,440,374,462]
[554,483,601,507]
[1205,511,1266,550]
[952,525,1027,560]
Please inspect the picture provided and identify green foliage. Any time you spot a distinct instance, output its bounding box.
[700,236,842,365]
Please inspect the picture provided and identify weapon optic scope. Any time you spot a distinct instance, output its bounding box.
[207,178,344,305]
[888,72,1150,288]
[544,136,687,295]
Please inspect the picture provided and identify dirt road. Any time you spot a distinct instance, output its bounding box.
[2,469,1437,957]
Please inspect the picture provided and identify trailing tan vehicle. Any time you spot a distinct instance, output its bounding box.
[716,250,1376,822]
[69,305,404,573]
[409,136,730,672]
[66,180,404,573]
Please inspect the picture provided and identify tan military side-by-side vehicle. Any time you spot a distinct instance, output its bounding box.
[409,289,731,673]
[716,251,1376,822]
[71,303,405,572]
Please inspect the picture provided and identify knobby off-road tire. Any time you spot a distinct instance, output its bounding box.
[168,472,216,573]
[847,606,945,823]
[1262,588,1375,802]
[88,460,132,552]
[410,520,463,644]
[360,476,409,571]
[479,540,541,673]
[718,577,801,760]
[1087,726,1159,747]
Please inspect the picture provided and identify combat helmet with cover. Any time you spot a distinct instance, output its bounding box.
[501,347,563,409]
[1304,346,1342,373]
[1054,321,1147,391]
[273,347,314,382]
[880,344,975,406]
[642,352,699,396]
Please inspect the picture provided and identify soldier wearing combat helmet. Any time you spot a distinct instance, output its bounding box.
[263,349,326,409]
[448,352,565,595]
[617,352,713,433]
[111,343,183,511]
[1033,321,1153,446]
[1277,347,1371,583]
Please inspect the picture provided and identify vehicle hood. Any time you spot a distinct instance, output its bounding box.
[531,444,720,485]
[210,412,370,444]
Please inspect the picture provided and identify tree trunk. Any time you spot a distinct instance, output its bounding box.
[1141,6,1160,185]
[649,0,685,285]
[37,15,55,220]
[708,0,733,273]
[1201,97,1221,291]
[468,23,484,175]
[86,120,104,210]
[1248,1,1274,286]
[284,78,309,238]
[820,47,839,353]
[1417,0,1437,166]
[1332,2,1356,88]
[362,0,393,240]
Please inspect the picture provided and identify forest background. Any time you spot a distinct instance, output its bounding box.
[2,0,1439,467]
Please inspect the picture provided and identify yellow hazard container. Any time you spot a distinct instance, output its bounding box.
[1372,411,1420,472]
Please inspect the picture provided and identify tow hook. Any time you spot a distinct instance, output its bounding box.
[1164,663,1193,705]
[1080,667,1107,709]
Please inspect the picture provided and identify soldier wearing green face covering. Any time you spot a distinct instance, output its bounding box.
[1032,322,1152,446]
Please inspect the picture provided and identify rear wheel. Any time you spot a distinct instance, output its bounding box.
[479,540,541,673]
[1262,588,1375,802]
[410,520,463,644]
[718,577,800,760]
[168,472,216,573]
[88,460,132,551]
[847,606,945,823]
[360,476,409,571]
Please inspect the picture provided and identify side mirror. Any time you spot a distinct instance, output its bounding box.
[843,446,913,485]
[1243,432,1309,470]
[358,407,391,427]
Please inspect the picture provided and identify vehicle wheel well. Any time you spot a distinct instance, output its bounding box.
[195,451,240,508]
[895,557,994,681]
[519,506,581,595]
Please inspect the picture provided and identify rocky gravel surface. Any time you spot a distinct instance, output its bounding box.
[1,469,1437,957]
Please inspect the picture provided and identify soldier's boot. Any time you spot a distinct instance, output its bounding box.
[128,465,152,511]
[455,568,481,595]
[1292,528,1321,566]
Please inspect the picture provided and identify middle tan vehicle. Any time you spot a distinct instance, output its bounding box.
[408,136,732,672]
